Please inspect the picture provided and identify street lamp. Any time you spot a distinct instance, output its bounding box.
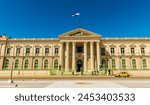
[8,58,15,83]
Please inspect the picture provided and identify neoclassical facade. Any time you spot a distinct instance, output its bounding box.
[0,28,150,76]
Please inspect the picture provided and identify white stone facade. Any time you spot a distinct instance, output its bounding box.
[0,28,150,76]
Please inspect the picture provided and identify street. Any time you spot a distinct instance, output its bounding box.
[0,78,150,88]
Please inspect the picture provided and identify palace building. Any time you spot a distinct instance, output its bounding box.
[0,28,150,76]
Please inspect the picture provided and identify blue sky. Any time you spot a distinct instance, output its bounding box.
[0,0,150,38]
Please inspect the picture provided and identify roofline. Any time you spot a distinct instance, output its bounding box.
[59,27,102,37]
[102,37,150,40]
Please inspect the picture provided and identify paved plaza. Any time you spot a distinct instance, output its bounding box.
[0,78,150,88]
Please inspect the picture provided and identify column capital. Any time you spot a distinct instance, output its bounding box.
[72,42,76,44]
[66,42,70,45]
[90,42,94,45]
[96,41,100,44]
[96,42,100,46]
[84,42,88,45]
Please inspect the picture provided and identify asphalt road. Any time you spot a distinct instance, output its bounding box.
[0,78,150,88]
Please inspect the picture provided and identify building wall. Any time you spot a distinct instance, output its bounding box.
[0,35,150,73]
[102,39,150,70]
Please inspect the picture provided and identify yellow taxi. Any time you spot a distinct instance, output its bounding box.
[114,72,131,77]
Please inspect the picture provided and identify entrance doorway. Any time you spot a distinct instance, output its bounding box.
[76,60,83,72]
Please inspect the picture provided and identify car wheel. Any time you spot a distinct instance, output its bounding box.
[127,75,129,77]
[118,75,120,77]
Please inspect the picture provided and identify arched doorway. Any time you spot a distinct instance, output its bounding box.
[76,60,83,72]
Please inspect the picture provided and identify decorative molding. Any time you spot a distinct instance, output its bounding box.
[140,44,146,48]
[109,44,116,48]
[44,45,51,48]
[129,44,136,48]
[35,45,41,48]
[119,44,126,48]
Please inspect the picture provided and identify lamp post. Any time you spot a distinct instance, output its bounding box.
[8,58,15,83]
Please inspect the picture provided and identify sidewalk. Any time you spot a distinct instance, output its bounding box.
[1,75,150,79]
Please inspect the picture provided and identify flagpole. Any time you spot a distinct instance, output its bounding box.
[72,13,81,28]
[77,14,80,28]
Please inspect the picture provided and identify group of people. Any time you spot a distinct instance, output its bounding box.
[91,70,100,75]
[91,69,112,75]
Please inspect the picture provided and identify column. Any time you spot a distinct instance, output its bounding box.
[41,57,43,70]
[32,45,34,56]
[1,44,6,56]
[65,42,69,71]
[0,58,4,70]
[72,42,76,72]
[90,42,94,71]
[60,42,64,71]
[84,42,87,72]
[116,56,120,70]
[21,45,24,56]
[96,42,100,71]
[0,44,2,55]
[13,45,15,56]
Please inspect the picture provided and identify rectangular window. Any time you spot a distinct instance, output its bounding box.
[7,48,11,54]
[121,48,125,54]
[16,48,20,55]
[35,48,40,54]
[55,48,59,54]
[141,48,145,54]
[131,48,135,54]
[101,48,105,56]
[26,48,30,54]
[110,48,115,54]
[45,48,49,54]
[76,46,83,53]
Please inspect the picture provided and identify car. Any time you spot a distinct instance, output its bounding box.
[114,72,131,77]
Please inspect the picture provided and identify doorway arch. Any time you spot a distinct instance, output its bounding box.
[76,60,83,72]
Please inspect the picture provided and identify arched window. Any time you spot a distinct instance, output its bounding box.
[132,59,136,69]
[101,59,106,68]
[14,59,19,69]
[24,59,29,69]
[3,59,9,69]
[44,59,48,69]
[142,59,147,70]
[34,59,38,69]
[122,59,126,69]
[54,59,58,69]
[112,59,116,69]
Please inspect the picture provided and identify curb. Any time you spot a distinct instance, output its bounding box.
[1,75,150,79]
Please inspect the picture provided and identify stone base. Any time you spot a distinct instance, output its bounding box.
[83,71,92,75]
[74,72,82,75]
[63,71,73,75]
[56,71,63,75]
[7,79,13,83]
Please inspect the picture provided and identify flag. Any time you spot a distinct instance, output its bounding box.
[72,13,80,17]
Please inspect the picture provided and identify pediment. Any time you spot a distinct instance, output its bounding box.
[59,28,101,38]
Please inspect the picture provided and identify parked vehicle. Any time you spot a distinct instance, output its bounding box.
[114,72,131,77]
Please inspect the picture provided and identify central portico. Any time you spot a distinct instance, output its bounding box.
[59,28,101,74]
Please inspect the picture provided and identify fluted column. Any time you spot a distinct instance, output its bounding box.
[90,42,94,71]
[96,42,100,71]
[65,42,69,71]
[84,42,87,72]
[60,42,64,71]
[72,42,76,72]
